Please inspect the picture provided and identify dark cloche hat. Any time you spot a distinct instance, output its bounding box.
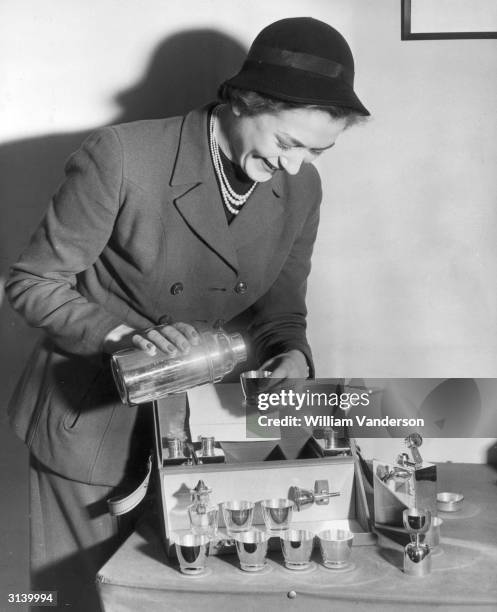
[223,17,369,115]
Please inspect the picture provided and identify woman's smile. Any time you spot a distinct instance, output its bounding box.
[216,104,347,183]
[261,157,278,174]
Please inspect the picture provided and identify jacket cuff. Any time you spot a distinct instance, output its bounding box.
[92,315,128,354]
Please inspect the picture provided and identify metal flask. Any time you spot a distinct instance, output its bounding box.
[111,330,247,405]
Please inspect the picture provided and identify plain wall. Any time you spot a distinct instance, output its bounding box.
[308,1,497,380]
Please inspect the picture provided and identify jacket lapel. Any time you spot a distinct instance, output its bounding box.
[170,105,286,272]
[230,171,285,249]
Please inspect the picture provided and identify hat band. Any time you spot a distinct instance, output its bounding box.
[248,44,353,84]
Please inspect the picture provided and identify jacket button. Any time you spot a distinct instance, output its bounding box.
[234,281,248,294]
[170,282,184,296]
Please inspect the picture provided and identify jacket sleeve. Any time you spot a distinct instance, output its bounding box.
[247,173,322,377]
[6,128,125,357]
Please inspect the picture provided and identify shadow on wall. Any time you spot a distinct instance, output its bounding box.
[0,29,247,404]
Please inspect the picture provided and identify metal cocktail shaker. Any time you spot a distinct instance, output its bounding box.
[111,329,247,404]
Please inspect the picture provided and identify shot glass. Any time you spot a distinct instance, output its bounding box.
[240,370,272,403]
[221,500,255,534]
[234,529,269,572]
[318,529,354,569]
[280,529,314,570]
[175,533,210,575]
[260,498,294,532]
[188,505,218,539]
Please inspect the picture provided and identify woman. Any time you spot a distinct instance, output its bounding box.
[6,16,368,610]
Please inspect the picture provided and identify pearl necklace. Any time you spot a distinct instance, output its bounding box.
[209,107,257,215]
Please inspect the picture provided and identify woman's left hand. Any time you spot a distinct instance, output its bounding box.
[261,349,309,379]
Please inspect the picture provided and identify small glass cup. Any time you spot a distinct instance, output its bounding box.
[280,529,314,570]
[221,500,255,534]
[260,498,294,532]
[175,533,210,575]
[188,504,218,539]
[318,529,354,569]
[234,529,269,572]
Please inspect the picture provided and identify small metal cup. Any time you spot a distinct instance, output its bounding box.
[240,370,272,403]
[323,428,340,450]
[402,507,431,549]
[221,500,255,534]
[422,516,443,550]
[280,529,314,570]
[318,529,354,569]
[437,492,464,512]
[165,437,184,459]
[404,542,431,576]
[175,533,210,575]
[234,529,269,572]
[260,498,294,531]
[200,436,215,457]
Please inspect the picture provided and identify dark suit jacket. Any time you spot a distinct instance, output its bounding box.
[6,105,322,486]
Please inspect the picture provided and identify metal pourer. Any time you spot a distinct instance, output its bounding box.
[405,433,423,467]
[290,480,340,511]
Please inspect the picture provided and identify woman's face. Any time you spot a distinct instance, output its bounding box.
[227,106,347,182]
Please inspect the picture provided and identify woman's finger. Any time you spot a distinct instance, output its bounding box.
[144,328,182,354]
[131,334,158,356]
[173,322,200,345]
[158,324,192,352]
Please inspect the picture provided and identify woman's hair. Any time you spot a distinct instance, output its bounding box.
[218,84,366,128]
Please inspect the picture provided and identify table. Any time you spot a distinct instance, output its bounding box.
[97,463,497,612]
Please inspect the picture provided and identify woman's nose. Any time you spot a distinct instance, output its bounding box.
[279,151,305,175]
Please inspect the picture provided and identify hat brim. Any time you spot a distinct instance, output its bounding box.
[224,63,370,116]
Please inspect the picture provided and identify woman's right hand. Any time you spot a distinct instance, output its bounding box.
[103,322,200,356]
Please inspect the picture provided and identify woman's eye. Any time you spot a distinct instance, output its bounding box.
[277,141,292,151]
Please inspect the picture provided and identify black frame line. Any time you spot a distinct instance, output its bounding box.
[401,0,497,40]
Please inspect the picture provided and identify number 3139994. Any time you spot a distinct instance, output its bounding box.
[8,592,57,606]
